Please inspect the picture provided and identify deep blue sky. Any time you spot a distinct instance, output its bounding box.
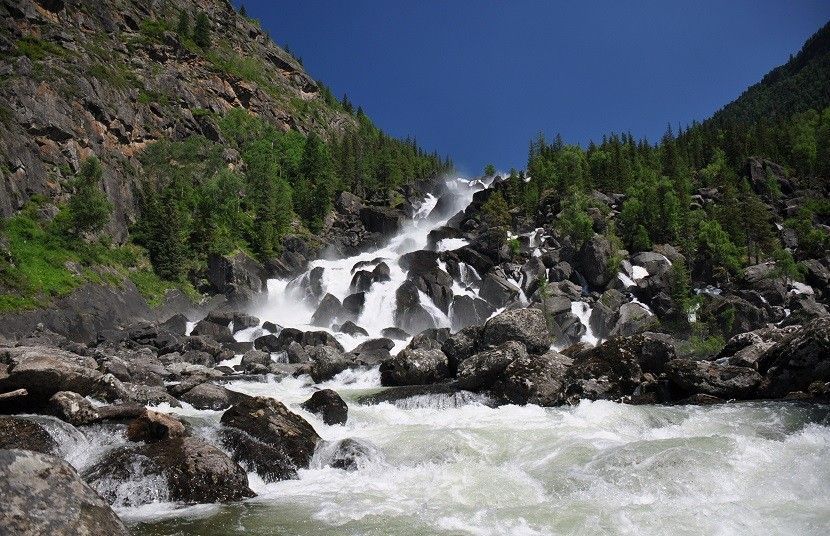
[237,1,830,174]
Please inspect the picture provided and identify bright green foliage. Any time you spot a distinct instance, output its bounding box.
[784,206,830,259]
[772,248,804,284]
[507,238,521,257]
[557,188,594,247]
[193,12,211,49]
[696,219,742,277]
[58,157,112,238]
[481,191,511,228]
[484,163,496,176]
[668,258,692,326]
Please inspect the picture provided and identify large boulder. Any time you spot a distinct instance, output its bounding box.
[1,449,129,535]
[494,350,573,406]
[450,295,496,330]
[0,416,58,454]
[310,293,350,327]
[220,396,321,482]
[442,325,482,374]
[563,337,645,402]
[666,360,762,399]
[125,409,186,443]
[757,317,830,398]
[482,308,552,354]
[573,235,613,288]
[206,251,267,303]
[380,347,450,386]
[394,280,438,334]
[301,389,348,425]
[179,382,240,410]
[307,346,353,383]
[609,302,657,337]
[85,437,254,505]
[360,206,403,235]
[457,341,527,391]
[479,270,521,308]
[409,266,454,313]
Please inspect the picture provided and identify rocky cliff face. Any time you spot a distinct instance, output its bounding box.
[0,0,355,240]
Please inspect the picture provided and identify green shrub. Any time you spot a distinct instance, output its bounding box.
[15,36,66,61]
[481,191,511,228]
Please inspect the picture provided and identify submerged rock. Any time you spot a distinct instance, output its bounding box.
[313,438,381,471]
[1,449,129,535]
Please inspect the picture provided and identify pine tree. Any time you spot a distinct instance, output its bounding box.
[239,3,247,17]
[176,10,190,38]
[64,157,112,237]
[193,12,211,49]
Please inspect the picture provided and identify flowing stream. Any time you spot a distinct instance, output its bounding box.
[57,178,830,534]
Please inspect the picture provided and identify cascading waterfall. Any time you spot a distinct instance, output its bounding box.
[40,176,830,535]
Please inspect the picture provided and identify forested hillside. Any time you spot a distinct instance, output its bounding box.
[0,0,451,310]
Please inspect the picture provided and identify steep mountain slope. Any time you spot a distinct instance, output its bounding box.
[708,20,830,126]
[0,0,355,240]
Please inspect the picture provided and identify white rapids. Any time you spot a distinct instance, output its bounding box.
[38,176,830,535]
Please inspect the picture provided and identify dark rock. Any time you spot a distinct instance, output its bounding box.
[180,382,238,410]
[307,346,352,383]
[191,318,234,343]
[399,250,440,273]
[394,280,438,334]
[262,321,280,333]
[301,389,348,425]
[49,391,99,425]
[220,396,321,482]
[457,341,527,391]
[757,317,830,398]
[450,294,495,330]
[356,383,464,405]
[380,347,450,386]
[206,251,267,303]
[442,325,482,374]
[479,270,521,308]
[382,327,410,340]
[408,327,451,350]
[0,416,57,454]
[482,308,552,354]
[233,313,260,332]
[573,235,613,288]
[85,437,254,505]
[126,409,186,443]
[311,293,349,328]
[316,438,378,471]
[564,338,644,402]
[338,321,369,337]
[160,313,188,336]
[241,350,270,372]
[1,449,128,535]
[666,359,761,399]
[610,302,657,337]
[409,266,454,313]
[343,292,366,316]
[494,350,572,406]
[360,206,404,235]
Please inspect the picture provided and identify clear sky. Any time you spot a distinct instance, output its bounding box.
[236,1,830,175]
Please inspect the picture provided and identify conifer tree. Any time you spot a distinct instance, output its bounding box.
[193,12,211,49]
[177,10,190,38]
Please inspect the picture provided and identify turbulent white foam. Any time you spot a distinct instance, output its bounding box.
[571,301,599,346]
[436,237,469,251]
[631,265,649,280]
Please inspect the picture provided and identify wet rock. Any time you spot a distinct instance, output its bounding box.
[307,346,352,383]
[338,321,369,337]
[262,321,280,334]
[356,383,464,406]
[179,382,239,410]
[316,438,379,471]
[563,338,644,402]
[494,350,573,406]
[126,409,186,443]
[190,318,234,343]
[160,313,189,336]
[394,280,438,334]
[427,226,463,249]
[86,437,254,505]
[241,349,271,372]
[409,266,454,313]
[348,338,394,365]
[380,347,450,386]
[360,206,403,236]
[757,317,830,398]
[479,269,521,308]
[311,293,349,328]
[408,327,451,350]
[666,359,762,399]
[301,389,348,425]
[286,341,311,364]
[1,449,129,535]
[631,252,672,278]
[232,313,260,332]
[442,325,482,374]
[450,294,495,330]
[482,308,552,354]
[0,416,58,454]
[343,292,366,316]
[399,250,440,272]
[220,396,321,482]
[458,341,527,391]
[589,289,625,339]
[381,327,410,340]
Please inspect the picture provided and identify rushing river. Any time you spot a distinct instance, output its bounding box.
[59,177,830,534]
